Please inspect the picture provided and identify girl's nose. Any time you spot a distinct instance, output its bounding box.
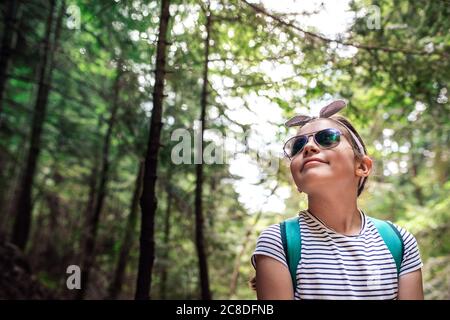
[302,136,320,156]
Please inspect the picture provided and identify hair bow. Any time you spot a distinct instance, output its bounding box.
[285,100,347,127]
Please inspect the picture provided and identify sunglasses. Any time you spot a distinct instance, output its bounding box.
[283,128,342,160]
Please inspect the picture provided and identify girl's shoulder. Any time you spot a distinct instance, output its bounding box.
[257,223,282,240]
[252,223,288,269]
[369,218,418,243]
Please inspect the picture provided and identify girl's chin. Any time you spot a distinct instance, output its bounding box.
[295,175,338,188]
[299,170,327,176]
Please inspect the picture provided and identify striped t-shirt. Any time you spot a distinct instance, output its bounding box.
[251,210,423,300]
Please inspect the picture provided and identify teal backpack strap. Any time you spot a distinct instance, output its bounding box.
[369,217,404,275]
[280,216,301,290]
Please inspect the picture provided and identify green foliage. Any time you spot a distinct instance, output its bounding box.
[0,0,448,300]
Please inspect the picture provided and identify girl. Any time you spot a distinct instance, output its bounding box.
[250,100,423,300]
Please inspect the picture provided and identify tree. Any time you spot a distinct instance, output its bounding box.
[135,0,172,300]
[194,1,212,300]
[156,160,174,299]
[11,0,63,250]
[77,58,123,299]
[108,160,144,299]
[0,0,20,128]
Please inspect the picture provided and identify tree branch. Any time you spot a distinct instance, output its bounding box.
[240,0,448,58]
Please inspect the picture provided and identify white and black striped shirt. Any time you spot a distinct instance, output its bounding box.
[251,210,423,300]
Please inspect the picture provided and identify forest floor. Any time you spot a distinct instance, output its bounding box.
[0,239,54,299]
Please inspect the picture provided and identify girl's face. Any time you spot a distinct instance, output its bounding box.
[289,119,360,195]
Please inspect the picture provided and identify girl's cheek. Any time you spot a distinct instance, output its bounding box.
[290,157,302,173]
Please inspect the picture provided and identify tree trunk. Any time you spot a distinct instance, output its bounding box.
[410,151,424,206]
[194,4,212,300]
[107,160,144,299]
[433,132,448,186]
[83,161,99,249]
[40,163,64,269]
[0,0,20,213]
[228,185,277,298]
[229,211,262,298]
[11,0,57,250]
[77,60,122,300]
[0,0,20,127]
[159,168,172,299]
[43,191,61,249]
[135,0,171,301]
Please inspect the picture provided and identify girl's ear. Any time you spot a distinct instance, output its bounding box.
[355,156,372,177]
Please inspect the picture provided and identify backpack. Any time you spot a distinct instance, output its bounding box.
[280,214,404,289]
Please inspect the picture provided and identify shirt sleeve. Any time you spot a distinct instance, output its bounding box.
[251,223,288,270]
[392,223,423,277]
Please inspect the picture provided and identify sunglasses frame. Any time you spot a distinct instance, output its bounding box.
[283,128,343,160]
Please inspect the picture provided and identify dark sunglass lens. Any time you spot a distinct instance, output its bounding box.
[290,136,307,157]
[316,129,340,147]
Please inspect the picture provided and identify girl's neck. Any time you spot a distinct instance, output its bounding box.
[307,192,361,236]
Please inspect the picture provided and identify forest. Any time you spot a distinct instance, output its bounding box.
[0,0,448,300]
